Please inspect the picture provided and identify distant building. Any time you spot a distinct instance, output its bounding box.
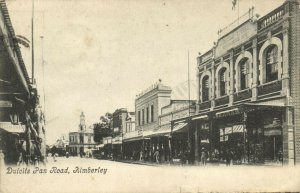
[125,112,135,133]
[122,79,172,160]
[111,108,128,159]
[68,112,96,156]
[52,134,69,156]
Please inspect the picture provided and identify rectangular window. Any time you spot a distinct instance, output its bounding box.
[138,111,141,126]
[146,107,149,123]
[202,77,209,102]
[80,134,84,143]
[220,69,227,96]
[240,62,247,90]
[266,46,278,82]
[151,105,154,122]
[142,109,145,124]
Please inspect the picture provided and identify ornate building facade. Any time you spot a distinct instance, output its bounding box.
[194,0,300,165]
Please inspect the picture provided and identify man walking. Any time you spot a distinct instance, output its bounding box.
[201,147,207,165]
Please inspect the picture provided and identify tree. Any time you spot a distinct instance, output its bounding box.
[93,112,113,143]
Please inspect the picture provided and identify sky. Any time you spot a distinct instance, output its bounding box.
[5,0,283,144]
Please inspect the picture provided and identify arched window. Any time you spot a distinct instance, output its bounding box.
[266,45,278,82]
[202,76,209,102]
[240,58,249,90]
[219,68,227,96]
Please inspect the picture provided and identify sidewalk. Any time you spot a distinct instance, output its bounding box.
[115,159,283,167]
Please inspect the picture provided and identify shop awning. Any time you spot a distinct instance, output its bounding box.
[192,115,208,120]
[123,136,143,142]
[0,122,25,133]
[143,129,155,137]
[173,122,188,133]
[243,102,288,112]
[123,130,143,142]
[244,99,286,107]
[112,141,122,145]
[96,144,105,148]
[143,124,171,138]
[233,124,244,133]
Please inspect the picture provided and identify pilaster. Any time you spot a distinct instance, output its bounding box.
[251,38,258,101]
[211,60,215,110]
[229,51,234,106]
[281,21,290,97]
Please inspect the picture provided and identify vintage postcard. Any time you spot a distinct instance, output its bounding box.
[0,0,300,192]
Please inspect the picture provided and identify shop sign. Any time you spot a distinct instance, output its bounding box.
[200,122,209,130]
[0,101,12,107]
[201,139,210,143]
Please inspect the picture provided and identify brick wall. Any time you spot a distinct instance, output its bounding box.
[290,1,300,164]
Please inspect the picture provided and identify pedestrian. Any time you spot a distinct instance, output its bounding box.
[153,150,159,163]
[0,150,5,167]
[225,149,230,166]
[179,151,185,166]
[200,147,207,165]
[139,150,143,161]
[229,149,234,165]
[53,153,57,162]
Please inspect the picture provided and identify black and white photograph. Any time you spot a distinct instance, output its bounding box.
[0,0,300,192]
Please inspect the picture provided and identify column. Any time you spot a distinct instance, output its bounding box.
[168,136,172,164]
[243,111,248,164]
[211,60,215,109]
[283,107,294,165]
[194,120,199,165]
[229,52,234,106]
[208,114,214,160]
[251,38,258,101]
[281,23,290,96]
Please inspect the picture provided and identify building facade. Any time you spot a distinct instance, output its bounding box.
[68,112,96,156]
[0,2,45,165]
[121,80,172,160]
[125,112,135,133]
[111,108,128,159]
[194,0,300,165]
[159,100,196,163]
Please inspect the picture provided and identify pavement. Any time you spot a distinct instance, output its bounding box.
[113,158,283,167]
[1,156,298,193]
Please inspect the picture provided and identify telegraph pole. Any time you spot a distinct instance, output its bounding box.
[31,0,35,83]
[187,50,192,165]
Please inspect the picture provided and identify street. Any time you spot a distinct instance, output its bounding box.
[1,156,300,193]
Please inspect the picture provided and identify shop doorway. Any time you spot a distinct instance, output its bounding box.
[264,130,282,163]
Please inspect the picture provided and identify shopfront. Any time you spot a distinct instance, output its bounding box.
[246,107,283,165]
[216,114,246,164]
[196,104,284,165]
[0,123,26,165]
